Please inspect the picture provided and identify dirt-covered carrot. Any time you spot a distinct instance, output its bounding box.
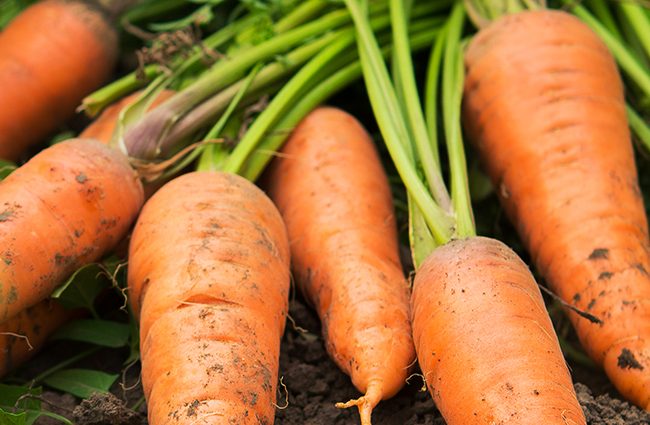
[411,237,586,424]
[462,5,650,409]
[81,90,176,144]
[0,139,144,322]
[128,172,290,425]
[345,1,586,423]
[264,106,414,424]
[0,0,123,160]
[0,300,74,377]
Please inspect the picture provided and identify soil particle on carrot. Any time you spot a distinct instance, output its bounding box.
[618,349,644,371]
[463,9,650,408]
[0,139,143,321]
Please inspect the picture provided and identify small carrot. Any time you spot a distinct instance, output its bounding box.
[80,90,176,144]
[0,138,144,322]
[264,106,414,424]
[463,7,650,409]
[0,0,118,160]
[128,171,290,425]
[0,300,75,377]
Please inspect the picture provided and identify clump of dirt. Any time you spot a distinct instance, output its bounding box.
[73,392,144,425]
[576,383,650,425]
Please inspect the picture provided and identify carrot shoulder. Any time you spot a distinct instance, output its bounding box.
[128,172,290,425]
[0,0,117,160]
[0,139,144,322]
[412,237,586,424]
[463,9,650,408]
[264,107,415,424]
[0,300,75,377]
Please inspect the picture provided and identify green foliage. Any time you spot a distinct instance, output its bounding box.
[0,0,36,29]
[42,369,118,399]
[51,257,122,317]
[50,320,130,348]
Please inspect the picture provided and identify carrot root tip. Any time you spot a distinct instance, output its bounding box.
[334,384,382,425]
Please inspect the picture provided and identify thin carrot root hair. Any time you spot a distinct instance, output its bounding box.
[335,382,383,425]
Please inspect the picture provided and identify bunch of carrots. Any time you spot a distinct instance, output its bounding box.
[1,0,650,424]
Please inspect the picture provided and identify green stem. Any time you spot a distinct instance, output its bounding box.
[627,105,650,154]
[588,0,622,39]
[224,33,357,174]
[390,0,450,211]
[617,1,650,63]
[442,5,475,238]
[274,0,330,32]
[124,8,353,158]
[570,4,650,100]
[241,24,441,181]
[81,65,160,117]
[158,30,340,155]
[344,0,454,244]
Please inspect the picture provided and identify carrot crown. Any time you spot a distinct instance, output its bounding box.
[344,0,473,266]
[463,0,545,28]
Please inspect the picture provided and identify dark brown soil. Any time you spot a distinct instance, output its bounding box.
[21,293,650,425]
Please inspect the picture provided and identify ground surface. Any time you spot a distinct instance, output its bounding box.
[16,291,650,425]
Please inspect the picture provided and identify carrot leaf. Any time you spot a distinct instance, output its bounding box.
[42,369,118,399]
[50,320,130,349]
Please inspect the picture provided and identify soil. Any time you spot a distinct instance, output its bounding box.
[20,292,650,425]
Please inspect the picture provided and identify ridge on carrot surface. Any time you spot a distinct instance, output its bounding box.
[264,106,415,425]
[462,1,650,410]
[128,172,290,425]
[343,0,586,423]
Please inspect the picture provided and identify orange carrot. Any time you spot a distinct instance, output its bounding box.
[0,0,118,160]
[128,171,290,425]
[463,9,650,409]
[264,107,415,424]
[411,237,586,424]
[80,90,176,144]
[0,300,75,377]
[0,138,144,322]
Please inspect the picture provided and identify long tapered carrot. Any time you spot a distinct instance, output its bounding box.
[128,171,290,425]
[412,237,586,424]
[0,0,118,160]
[0,138,144,322]
[463,9,650,409]
[0,300,75,377]
[264,106,414,424]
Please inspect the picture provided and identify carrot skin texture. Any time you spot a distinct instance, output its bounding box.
[264,107,415,423]
[0,0,117,160]
[128,172,290,425]
[0,139,144,322]
[463,10,650,408]
[0,300,75,377]
[412,237,586,424]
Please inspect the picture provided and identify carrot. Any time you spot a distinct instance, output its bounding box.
[264,106,415,424]
[463,8,650,409]
[0,300,75,377]
[80,90,176,144]
[0,0,118,160]
[412,237,586,424]
[128,171,290,425]
[0,138,144,322]
[344,1,585,423]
